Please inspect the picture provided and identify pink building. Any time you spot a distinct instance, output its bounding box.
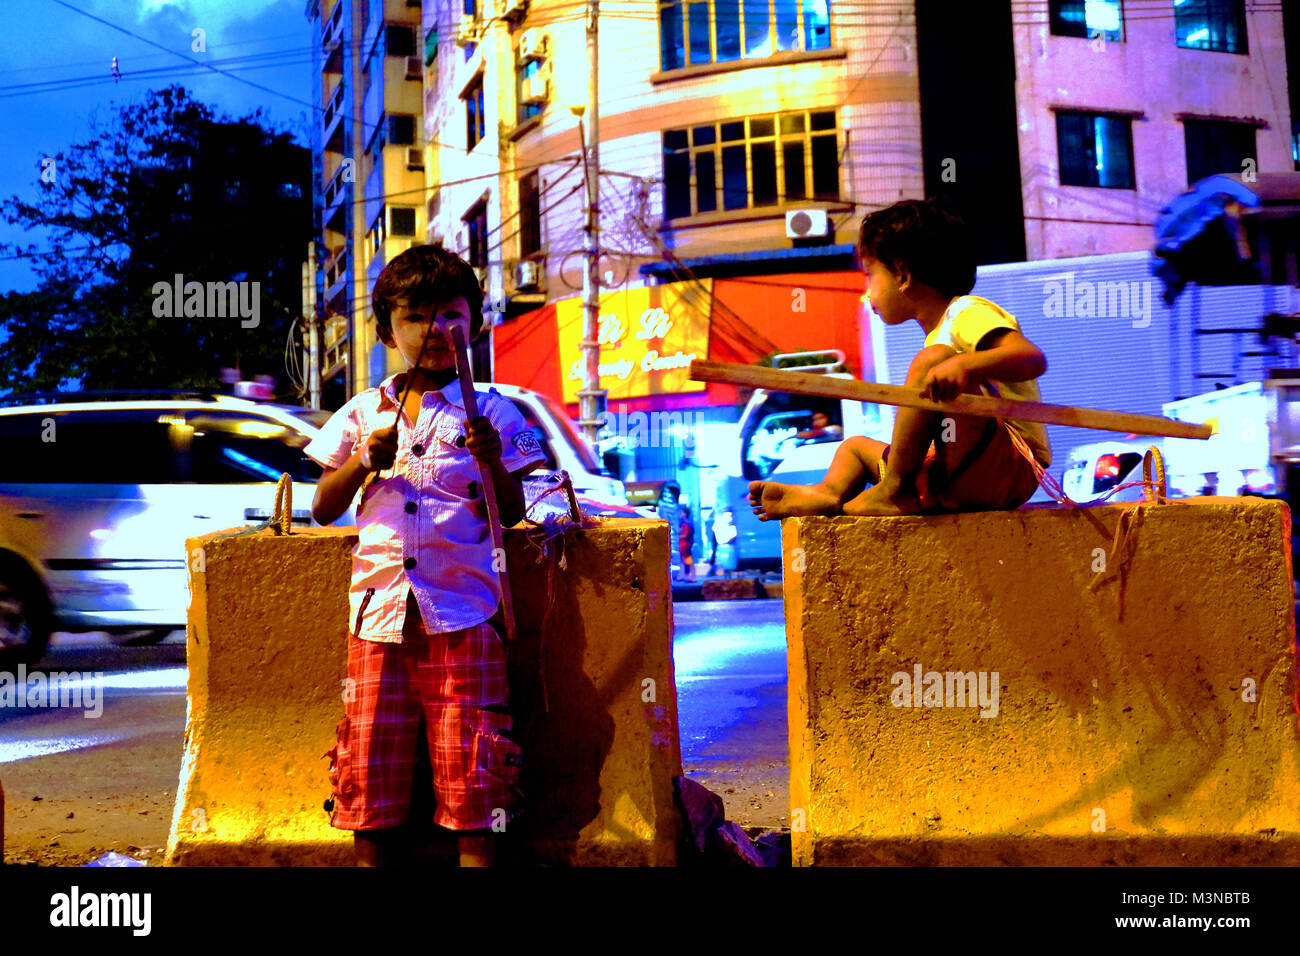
[1011,0,1293,258]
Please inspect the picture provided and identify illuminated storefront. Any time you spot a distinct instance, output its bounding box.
[493,270,869,418]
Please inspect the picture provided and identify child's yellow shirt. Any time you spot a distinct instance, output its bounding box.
[923,295,1052,467]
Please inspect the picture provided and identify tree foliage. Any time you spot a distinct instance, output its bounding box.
[0,86,312,393]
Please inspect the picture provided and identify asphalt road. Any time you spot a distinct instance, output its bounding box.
[0,597,789,865]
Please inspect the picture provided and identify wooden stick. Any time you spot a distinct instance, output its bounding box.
[689,359,1213,440]
[450,324,517,643]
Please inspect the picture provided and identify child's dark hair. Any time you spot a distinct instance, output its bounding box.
[372,244,485,338]
[857,199,976,298]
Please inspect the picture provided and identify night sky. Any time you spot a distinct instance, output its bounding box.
[0,0,316,292]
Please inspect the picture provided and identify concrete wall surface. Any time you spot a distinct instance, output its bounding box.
[783,497,1299,866]
[166,518,680,866]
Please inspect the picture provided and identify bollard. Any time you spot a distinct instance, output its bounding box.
[165,518,681,866]
[784,497,1300,865]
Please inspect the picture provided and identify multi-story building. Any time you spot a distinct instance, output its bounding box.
[307,0,428,404]
[423,0,923,422]
[1005,0,1293,259]
[313,2,1294,490]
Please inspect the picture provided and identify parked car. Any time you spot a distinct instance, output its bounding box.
[1061,439,1160,503]
[0,384,628,668]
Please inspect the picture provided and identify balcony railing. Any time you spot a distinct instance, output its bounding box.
[323,246,349,292]
[322,83,346,152]
[323,163,351,232]
[322,1,344,71]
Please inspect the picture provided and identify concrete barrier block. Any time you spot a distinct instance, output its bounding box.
[166,518,680,866]
[784,497,1300,866]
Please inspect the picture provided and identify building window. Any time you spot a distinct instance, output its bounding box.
[517,58,544,124]
[659,0,830,72]
[424,26,439,65]
[388,113,417,146]
[363,42,380,91]
[662,109,838,219]
[385,24,416,57]
[390,206,418,237]
[1175,0,1247,54]
[464,74,485,150]
[1184,119,1257,184]
[464,201,488,268]
[368,208,387,254]
[463,0,477,16]
[1055,110,1134,189]
[519,171,541,257]
[1048,0,1122,41]
[367,114,386,156]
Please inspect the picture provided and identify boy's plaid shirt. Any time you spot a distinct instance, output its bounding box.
[305,372,548,641]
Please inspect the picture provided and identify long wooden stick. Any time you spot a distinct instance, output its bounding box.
[450,323,517,642]
[689,359,1213,440]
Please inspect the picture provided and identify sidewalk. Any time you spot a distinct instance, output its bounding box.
[671,563,782,602]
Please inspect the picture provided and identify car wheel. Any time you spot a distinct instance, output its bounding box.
[107,627,175,647]
[0,572,51,669]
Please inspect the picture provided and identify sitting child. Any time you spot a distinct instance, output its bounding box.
[749,199,1052,519]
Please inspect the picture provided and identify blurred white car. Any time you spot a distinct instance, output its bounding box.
[0,385,628,667]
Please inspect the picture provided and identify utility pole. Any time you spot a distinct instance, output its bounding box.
[304,242,321,409]
[576,0,605,449]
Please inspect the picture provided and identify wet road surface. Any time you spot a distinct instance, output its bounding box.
[0,598,789,864]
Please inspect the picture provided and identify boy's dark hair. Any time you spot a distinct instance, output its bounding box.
[371,244,485,339]
[857,199,977,298]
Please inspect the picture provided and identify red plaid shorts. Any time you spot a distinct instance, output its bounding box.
[325,597,523,832]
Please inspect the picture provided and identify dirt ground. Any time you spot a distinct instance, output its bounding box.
[1,618,789,866]
[2,703,181,867]
[681,681,790,831]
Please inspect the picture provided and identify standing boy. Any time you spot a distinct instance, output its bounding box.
[749,199,1051,519]
[308,245,548,866]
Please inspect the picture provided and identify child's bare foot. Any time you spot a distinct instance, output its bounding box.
[842,483,927,517]
[747,480,840,520]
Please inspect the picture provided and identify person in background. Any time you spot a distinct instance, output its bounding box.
[678,494,696,582]
[701,504,719,576]
[656,482,682,578]
[796,411,843,443]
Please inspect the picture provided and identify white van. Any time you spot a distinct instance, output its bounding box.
[0,385,625,667]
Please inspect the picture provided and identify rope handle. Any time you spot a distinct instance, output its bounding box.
[208,473,295,543]
[272,473,293,535]
[1140,446,1168,504]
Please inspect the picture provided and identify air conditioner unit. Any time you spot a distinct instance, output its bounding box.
[521,73,548,104]
[405,56,422,79]
[454,14,476,46]
[406,148,424,171]
[785,208,830,239]
[515,260,542,291]
[501,0,528,20]
[519,28,545,61]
